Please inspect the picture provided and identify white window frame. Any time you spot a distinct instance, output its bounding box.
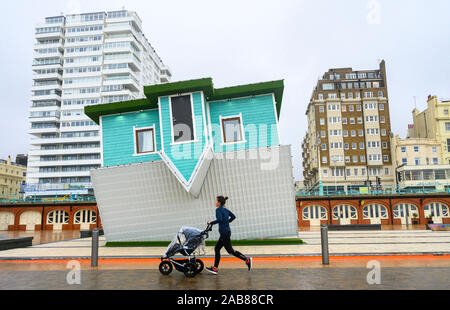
[220,114,247,145]
[133,125,157,156]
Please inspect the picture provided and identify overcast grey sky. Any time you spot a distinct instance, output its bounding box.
[0,0,449,181]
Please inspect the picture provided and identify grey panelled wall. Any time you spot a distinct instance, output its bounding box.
[91,145,298,242]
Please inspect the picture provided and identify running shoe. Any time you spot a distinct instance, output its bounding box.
[206,266,218,275]
[246,257,252,271]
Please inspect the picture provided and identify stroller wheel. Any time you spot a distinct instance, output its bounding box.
[195,259,204,273]
[183,262,197,278]
[159,261,173,276]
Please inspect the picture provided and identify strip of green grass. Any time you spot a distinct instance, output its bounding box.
[105,238,303,247]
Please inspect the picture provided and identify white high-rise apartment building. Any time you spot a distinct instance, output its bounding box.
[27,10,171,196]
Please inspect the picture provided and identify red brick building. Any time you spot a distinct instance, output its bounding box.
[297,194,450,227]
[0,202,101,231]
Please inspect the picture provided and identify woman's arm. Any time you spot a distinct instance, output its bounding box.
[228,210,236,223]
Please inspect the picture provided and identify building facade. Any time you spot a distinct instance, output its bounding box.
[297,195,450,227]
[0,157,27,199]
[411,95,450,164]
[26,10,171,197]
[0,202,101,231]
[84,78,299,242]
[302,60,395,193]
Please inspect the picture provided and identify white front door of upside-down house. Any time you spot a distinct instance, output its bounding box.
[333,205,358,225]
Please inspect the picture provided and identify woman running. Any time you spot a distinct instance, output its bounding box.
[206,196,252,275]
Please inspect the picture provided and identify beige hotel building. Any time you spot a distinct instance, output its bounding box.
[302,60,395,192]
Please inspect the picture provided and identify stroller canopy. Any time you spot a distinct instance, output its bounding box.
[164,226,206,258]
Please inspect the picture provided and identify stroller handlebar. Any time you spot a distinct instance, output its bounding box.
[202,223,213,235]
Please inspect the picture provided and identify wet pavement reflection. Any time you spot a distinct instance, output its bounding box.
[0,256,449,290]
[0,230,81,245]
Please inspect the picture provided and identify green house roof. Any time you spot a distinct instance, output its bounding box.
[85,78,284,124]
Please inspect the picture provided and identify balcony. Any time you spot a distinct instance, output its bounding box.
[30,135,99,146]
[33,72,63,81]
[28,115,60,123]
[35,31,64,40]
[31,83,62,92]
[29,126,59,135]
[31,93,62,102]
[104,22,132,34]
[27,170,92,180]
[29,147,101,157]
[31,159,101,168]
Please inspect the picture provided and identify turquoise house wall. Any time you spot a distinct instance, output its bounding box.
[159,92,207,182]
[99,93,279,170]
[101,109,162,167]
[208,94,279,153]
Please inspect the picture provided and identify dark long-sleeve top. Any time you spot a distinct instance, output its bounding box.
[210,206,236,234]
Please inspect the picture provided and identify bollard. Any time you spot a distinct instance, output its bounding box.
[320,224,330,265]
[91,228,99,267]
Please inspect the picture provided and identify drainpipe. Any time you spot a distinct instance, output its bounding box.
[389,198,394,225]
[41,206,45,231]
[328,199,332,225]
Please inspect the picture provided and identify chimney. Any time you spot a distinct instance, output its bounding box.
[7,156,11,165]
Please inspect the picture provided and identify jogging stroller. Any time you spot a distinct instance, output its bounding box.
[159,224,212,278]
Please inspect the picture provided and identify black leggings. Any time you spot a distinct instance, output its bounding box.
[214,231,247,268]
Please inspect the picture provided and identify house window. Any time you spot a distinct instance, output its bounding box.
[135,127,156,154]
[222,116,244,143]
[446,122,450,131]
[402,158,407,165]
[319,105,324,112]
[171,95,195,143]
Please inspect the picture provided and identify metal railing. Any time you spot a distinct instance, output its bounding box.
[296,182,450,198]
[0,194,96,204]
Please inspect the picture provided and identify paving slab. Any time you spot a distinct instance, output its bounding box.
[0,230,449,259]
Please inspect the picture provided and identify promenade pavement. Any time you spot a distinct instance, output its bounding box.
[1,229,449,259]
